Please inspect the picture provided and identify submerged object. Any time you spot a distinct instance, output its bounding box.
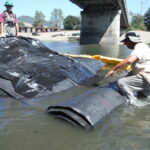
[47,86,126,129]
[0,36,104,99]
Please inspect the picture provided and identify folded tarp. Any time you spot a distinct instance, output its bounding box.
[47,86,126,129]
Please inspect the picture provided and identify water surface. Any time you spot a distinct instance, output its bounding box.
[1,41,150,150]
[43,41,131,58]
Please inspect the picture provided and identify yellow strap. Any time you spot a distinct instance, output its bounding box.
[64,54,131,71]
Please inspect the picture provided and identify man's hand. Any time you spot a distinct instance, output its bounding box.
[104,70,116,78]
[104,55,137,78]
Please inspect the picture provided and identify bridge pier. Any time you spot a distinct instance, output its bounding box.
[80,9,122,44]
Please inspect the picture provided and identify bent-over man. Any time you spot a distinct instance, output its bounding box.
[105,31,150,106]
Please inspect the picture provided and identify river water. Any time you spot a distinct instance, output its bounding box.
[1,41,150,150]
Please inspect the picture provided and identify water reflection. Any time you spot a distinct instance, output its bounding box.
[1,41,150,150]
[43,41,81,54]
[80,43,120,57]
[43,41,131,59]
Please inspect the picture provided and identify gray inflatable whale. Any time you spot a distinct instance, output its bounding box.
[0,36,104,99]
[0,36,126,130]
[47,86,126,129]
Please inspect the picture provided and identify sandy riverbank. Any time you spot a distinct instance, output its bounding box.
[19,30,150,44]
[19,30,80,42]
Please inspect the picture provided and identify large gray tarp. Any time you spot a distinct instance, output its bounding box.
[0,36,104,98]
[0,36,125,130]
[47,86,126,129]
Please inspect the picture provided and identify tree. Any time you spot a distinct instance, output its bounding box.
[50,9,64,30]
[144,8,150,31]
[129,12,146,30]
[63,15,80,30]
[33,10,46,28]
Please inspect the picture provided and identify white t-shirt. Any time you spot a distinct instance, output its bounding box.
[130,43,150,74]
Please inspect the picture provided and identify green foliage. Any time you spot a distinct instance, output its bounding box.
[18,22,25,28]
[129,12,146,30]
[50,9,64,29]
[63,15,80,30]
[33,10,46,28]
[144,8,150,31]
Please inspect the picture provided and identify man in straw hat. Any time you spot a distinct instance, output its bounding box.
[105,31,150,106]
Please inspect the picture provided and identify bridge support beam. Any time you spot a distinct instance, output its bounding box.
[80,9,122,44]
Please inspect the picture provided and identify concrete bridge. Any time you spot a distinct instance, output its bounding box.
[69,0,129,44]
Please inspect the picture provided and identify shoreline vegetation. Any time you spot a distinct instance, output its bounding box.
[19,30,150,44]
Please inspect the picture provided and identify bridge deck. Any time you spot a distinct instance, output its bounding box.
[70,0,129,28]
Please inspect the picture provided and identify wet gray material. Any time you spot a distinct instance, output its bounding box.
[0,36,104,98]
[0,36,126,130]
[47,87,126,129]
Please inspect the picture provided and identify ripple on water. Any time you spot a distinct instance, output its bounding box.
[1,41,150,149]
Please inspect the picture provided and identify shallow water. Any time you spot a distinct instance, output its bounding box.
[43,41,131,58]
[1,41,150,150]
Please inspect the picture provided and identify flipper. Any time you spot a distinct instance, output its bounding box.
[47,86,126,129]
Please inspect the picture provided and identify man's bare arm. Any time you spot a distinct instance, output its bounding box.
[104,55,138,78]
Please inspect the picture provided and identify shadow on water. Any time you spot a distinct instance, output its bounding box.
[1,41,150,150]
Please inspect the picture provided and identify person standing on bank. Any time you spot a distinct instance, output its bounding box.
[105,31,150,106]
[0,0,19,36]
